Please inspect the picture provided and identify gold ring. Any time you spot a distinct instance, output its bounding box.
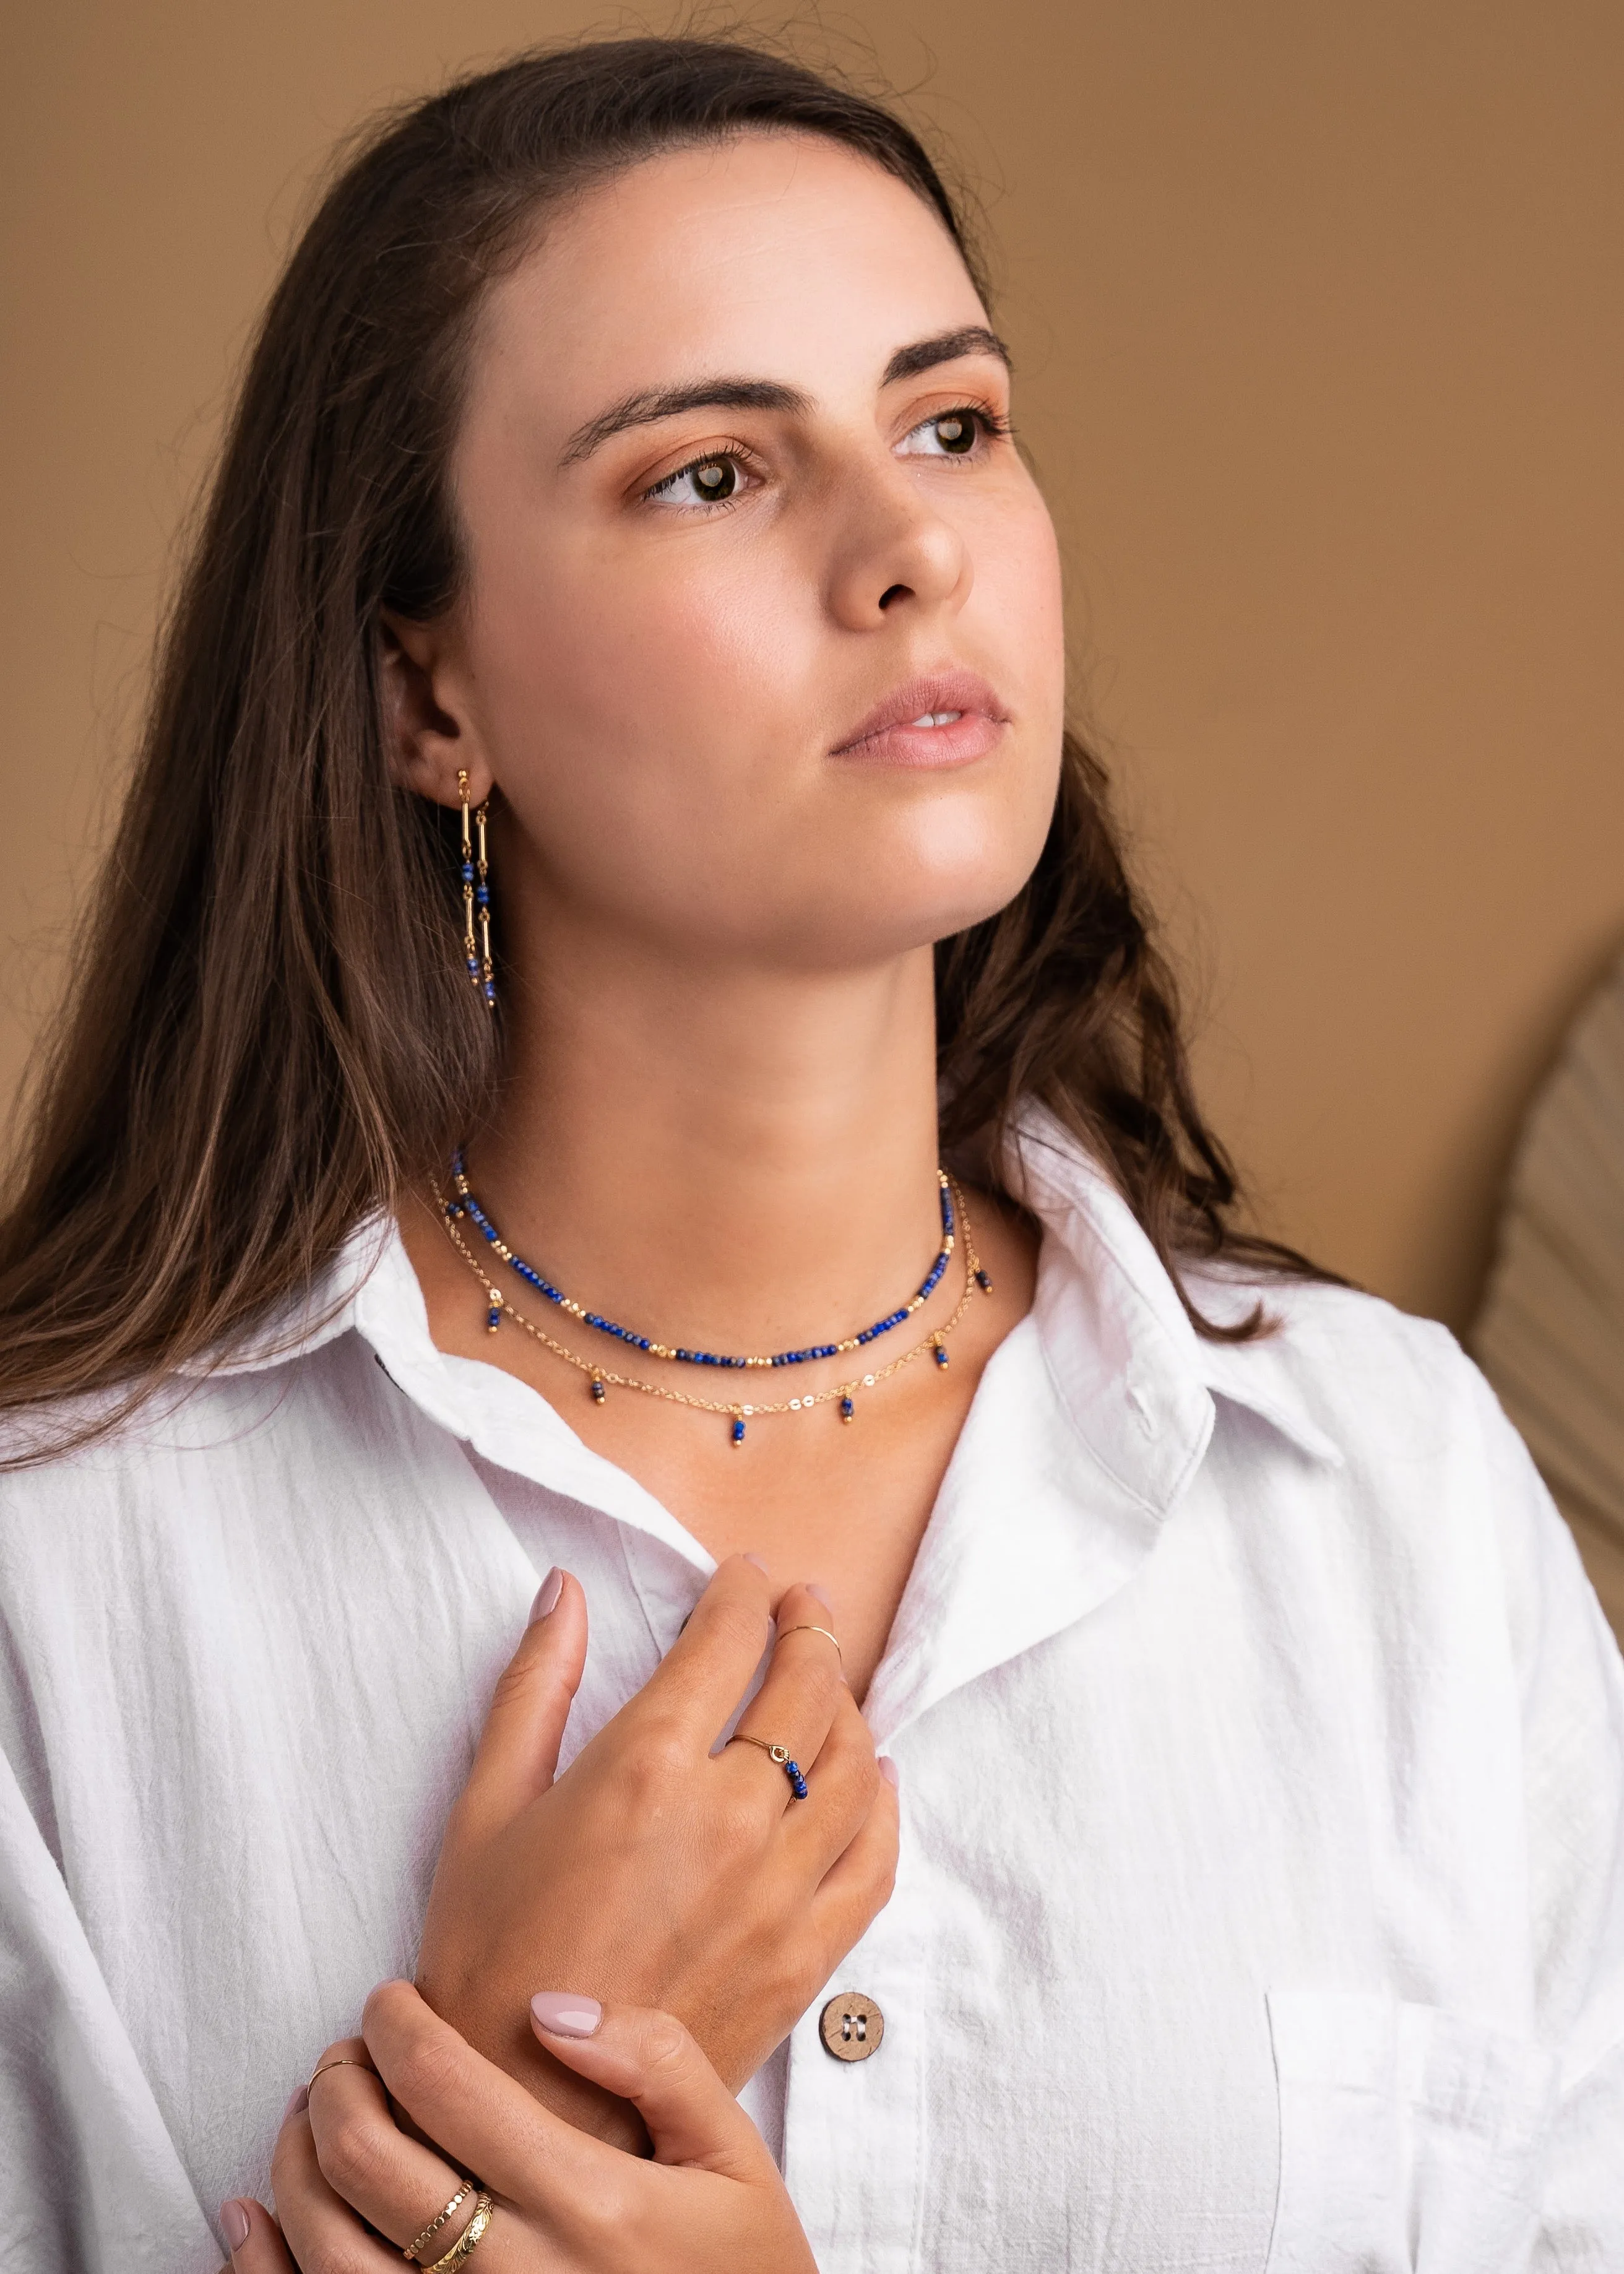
[423,2192,494,2272]
[404,2184,473,2263]
[728,1732,810,1799]
[308,2056,376,2094]
[778,1622,843,1664]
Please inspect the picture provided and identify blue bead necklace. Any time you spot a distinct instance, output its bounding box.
[436,1154,993,1445]
[447,1149,972,1367]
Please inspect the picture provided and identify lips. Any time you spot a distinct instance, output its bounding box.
[830,670,1009,769]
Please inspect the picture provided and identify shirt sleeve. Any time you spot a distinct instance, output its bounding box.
[0,1693,220,2272]
[1471,1359,1624,2263]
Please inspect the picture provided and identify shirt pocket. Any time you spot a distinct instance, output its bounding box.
[1263,1987,1560,2273]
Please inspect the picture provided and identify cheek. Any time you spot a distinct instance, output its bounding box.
[462,486,1066,958]
[470,533,800,818]
[462,540,836,949]
[978,491,1067,717]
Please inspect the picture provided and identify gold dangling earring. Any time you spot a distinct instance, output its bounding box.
[457,769,495,1013]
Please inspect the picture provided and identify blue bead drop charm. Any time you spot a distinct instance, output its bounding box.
[730,1417,746,1447]
[486,1303,502,1333]
[933,1340,950,1368]
[975,1268,993,1294]
[839,1394,855,1423]
[590,1378,607,1405]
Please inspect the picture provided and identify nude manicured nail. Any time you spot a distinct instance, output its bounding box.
[743,1552,769,1574]
[282,2083,308,2119]
[878,1755,900,1790]
[529,1567,564,1623]
[532,1990,603,2038]
[808,1583,834,1610]
[220,2200,251,2252]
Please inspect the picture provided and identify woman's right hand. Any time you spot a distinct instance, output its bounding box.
[414,1554,899,2145]
[222,1979,818,2274]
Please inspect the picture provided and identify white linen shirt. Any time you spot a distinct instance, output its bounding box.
[1,1114,1621,2273]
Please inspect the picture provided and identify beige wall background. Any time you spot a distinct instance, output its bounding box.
[4,0,1621,1334]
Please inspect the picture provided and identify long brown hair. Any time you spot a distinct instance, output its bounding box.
[0,35,1329,1458]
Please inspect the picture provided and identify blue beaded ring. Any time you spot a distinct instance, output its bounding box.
[728,1733,810,1800]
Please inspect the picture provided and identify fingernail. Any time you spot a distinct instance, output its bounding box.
[282,2082,308,2119]
[220,2200,252,2252]
[743,1552,769,1575]
[532,1990,603,2037]
[529,1567,564,1623]
[878,1755,900,1790]
[808,1583,834,1610]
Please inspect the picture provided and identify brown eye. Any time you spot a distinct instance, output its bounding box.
[934,415,975,454]
[648,452,747,507]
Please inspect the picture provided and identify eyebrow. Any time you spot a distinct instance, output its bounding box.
[560,379,807,467]
[881,326,1012,385]
[558,326,1013,467]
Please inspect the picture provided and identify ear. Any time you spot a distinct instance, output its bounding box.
[378,610,494,808]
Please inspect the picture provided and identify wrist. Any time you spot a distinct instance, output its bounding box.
[414,1969,650,2153]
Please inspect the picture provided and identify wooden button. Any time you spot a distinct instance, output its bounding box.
[818,1991,884,2062]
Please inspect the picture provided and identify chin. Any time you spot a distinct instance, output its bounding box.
[778,844,1047,970]
[859,800,1054,951]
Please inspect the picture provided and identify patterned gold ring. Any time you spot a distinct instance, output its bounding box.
[404,2183,473,2263]
[423,2192,495,2272]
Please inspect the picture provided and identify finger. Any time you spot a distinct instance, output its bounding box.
[634,1554,774,1741]
[764,1583,846,1699]
[782,1687,882,1868]
[362,1978,629,2206]
[270,2102,404,2274]
[530,1992,774,2180]
[456,1565,588,1843]
[811,1753,901,1948]
[218,2198,297,2273]
[305,2052,477,2255]
[724,1582,846,1787]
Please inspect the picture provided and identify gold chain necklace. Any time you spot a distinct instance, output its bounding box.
[433,1175,989,1446]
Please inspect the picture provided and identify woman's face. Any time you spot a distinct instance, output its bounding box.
[438,130,1065,974]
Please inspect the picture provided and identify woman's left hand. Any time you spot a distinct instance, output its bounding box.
[218,1978,818,2273]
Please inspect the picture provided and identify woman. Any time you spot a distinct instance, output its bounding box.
[1,35,1620,2273]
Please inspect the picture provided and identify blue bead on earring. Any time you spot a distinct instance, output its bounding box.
[458,770,495,1013]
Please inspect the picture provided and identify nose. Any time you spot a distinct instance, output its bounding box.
[823,461,973,631]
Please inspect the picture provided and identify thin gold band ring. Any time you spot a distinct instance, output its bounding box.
[778,1622,844,1664]
[308,2056,376,2095]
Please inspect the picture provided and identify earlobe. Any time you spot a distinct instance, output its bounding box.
[376,610,493,808]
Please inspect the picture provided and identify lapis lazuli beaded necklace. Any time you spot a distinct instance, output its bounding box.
[435,1156,993,1446]
[449,1149,965,1365]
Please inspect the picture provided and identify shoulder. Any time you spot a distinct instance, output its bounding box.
[0,1331,386,1564]
[1194,1266,1621,1675]
[1193,1265,1501,1476]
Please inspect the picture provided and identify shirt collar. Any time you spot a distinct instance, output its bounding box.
[1002,1104,1345,1488]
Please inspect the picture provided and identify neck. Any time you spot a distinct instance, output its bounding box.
[466,929,945,1354]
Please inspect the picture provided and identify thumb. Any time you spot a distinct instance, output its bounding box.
[530,1994,771,2178]
[457,1568,588,1840]
[218,2197,296,2272]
